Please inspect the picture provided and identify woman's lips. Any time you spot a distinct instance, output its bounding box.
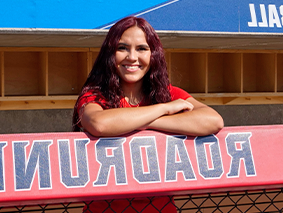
[123,65,141,72]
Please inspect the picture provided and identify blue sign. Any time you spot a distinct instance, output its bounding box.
[1,0,283,33]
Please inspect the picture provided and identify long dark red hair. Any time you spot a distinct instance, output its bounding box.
[73,16,171,131]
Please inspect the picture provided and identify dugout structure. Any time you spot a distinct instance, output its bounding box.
[0,0,283,212]
[0,37,283,110]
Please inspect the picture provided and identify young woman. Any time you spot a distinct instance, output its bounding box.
[73,16,224,213]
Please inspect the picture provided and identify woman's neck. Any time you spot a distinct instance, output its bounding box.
[121,81,144,106]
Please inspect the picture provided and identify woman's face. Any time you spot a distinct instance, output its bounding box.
[115,26,151,86]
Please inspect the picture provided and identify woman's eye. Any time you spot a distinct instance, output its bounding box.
[137,47,150,52]
[117,46,127,51]
[138,47,146,51]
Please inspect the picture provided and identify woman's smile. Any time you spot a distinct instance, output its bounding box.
[123,64,142,72]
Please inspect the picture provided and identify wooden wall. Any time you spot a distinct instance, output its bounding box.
[0,47,282,133]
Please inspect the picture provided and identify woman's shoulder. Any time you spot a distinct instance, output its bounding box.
[79,89,101,102]
[169,84,192,100]
[77,90,107,111]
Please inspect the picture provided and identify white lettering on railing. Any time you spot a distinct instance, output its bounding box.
[0,133,256,191]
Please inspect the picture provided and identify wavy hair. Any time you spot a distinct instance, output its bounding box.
[73,16,171,131]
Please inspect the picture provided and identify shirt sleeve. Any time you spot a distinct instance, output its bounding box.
[77,90,108,116]
[75,91,109,129]
[169,85,192,101]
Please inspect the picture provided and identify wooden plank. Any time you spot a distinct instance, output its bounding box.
[89,47,101,52]
[192,92,283,97]
[0,52,3,97]
[39,48,283,54]
[0,47,89,52]
[165,48,283,54]
[240,53,243,93]
[205,53,208,93]
[0,94,281,110]
[0,100,76,110]
[0,95,78,101]
[278,54,283,92]
[194,96,283,105]
[275,53,278,93]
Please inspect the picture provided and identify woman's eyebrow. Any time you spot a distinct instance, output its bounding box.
[138,44,150,48]
[117,42,129,46]
[118,43,149,48]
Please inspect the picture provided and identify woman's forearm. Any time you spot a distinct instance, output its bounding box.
[81,98,222,137]
[147,106,224,136]
[81,103,167,137]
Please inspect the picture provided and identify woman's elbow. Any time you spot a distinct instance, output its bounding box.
[88,125,105,137]
[81,118,106,137]
[211,115,224,134]
[198,115,224,136]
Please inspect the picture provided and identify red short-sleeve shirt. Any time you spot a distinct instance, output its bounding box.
[77,85,191,113]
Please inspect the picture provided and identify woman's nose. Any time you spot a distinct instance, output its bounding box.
[127,49,137,61]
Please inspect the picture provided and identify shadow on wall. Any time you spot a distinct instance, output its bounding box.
[0,105,282,134]
[0,109,74,134]
[212,104,283,127]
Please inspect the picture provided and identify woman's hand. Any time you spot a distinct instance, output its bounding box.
[163,99,194,115]
[147,97,224,136]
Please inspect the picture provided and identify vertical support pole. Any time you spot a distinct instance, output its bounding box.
[274,53,277,93]
[240,53,243,94]
[0,52,4,97]
[205,52,208,94]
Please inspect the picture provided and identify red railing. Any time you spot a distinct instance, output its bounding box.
[0,125,283,212]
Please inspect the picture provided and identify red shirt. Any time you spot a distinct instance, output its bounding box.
[77,85,191,116]
[79,85,191,212]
